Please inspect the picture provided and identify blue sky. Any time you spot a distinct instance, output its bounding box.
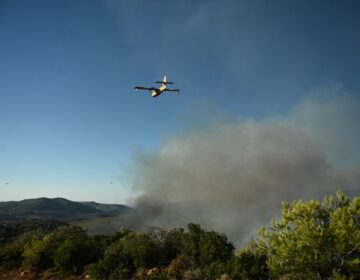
[0,0,359,203]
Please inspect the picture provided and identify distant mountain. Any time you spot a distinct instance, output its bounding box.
[81,201,132,216]
[0,197,131,221]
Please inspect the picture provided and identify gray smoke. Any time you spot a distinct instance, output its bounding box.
[130,91,360,245]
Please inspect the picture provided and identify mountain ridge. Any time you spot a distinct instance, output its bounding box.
[0,197,131,221]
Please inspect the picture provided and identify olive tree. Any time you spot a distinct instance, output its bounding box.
[259,191,360,279]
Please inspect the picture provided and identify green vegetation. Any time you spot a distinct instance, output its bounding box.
[0,191,358,279]
[259,191,360,279]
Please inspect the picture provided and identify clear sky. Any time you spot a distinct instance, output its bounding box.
[1,0,359,203]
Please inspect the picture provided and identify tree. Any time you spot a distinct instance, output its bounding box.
[22,232,57,269]
[120,232,160,269]
[227,241,268,280]
[0,232,34,269]
[53,226,96,274]
[198,230,234,267]
[89,231,158,280]
[182,224,234,268]
[259,191,360,279]
[89,241,132,280]
[147,227,185,267]
[183,223,203,266]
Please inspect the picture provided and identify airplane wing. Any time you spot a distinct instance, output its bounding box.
[134,86,156,91]
[164,88,180,93]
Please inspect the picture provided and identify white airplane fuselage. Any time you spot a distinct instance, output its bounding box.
[151,83,167,97]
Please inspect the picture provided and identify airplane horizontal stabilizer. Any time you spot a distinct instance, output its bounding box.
[155,81,174,84]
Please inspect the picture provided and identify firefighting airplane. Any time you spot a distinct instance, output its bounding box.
[133,75,180,97]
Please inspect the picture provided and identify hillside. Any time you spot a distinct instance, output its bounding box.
[81,201,131,216]
[0,197,131,221]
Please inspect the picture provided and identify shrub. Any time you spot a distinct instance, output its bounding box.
[259,191,360,279]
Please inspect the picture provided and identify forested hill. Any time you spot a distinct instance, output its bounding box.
[0,197,131,221]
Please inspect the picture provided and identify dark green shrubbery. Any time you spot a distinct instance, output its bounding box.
[0,191,358,279]
[227,242,268,279]
[88,224,235,279]
[21,225,100,274]
[53,226,98,274]
[0,235,29,269]
[0,219,65,270]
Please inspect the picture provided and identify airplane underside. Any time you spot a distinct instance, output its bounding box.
[151,90,161,97]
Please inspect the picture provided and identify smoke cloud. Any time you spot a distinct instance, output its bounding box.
[130,90,360,245]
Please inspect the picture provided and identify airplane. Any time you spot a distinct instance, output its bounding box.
[134,75,180,97]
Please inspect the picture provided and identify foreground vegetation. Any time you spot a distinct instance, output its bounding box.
[0,191,359,279]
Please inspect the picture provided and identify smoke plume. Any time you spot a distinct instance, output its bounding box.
[130,90,360,245]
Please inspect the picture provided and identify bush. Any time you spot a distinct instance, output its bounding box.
[259,191,360,279]
[88,238,134,279]
[22,232,57,270]
[0,241,25,269]
[227,242,268,280]
[182,224,234,268]
[53,226,96,274]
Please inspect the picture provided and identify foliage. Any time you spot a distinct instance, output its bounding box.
[227,241,268,279]
[53,226,97,274]
[182,223,234,267]
[259,191,360,279]
[120,231,160,269]
[198,228,234,266]
[22,225,99,274]
[22,232,57,269]
[0,234,32,269]
[0,191,358,279]
[0,219,65,270]
[88,230,136,280]
[166,255,191,279]
[0,219,65,245]
[148,227,185,267]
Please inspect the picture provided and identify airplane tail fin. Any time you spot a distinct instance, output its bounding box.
[156,75,174,84]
